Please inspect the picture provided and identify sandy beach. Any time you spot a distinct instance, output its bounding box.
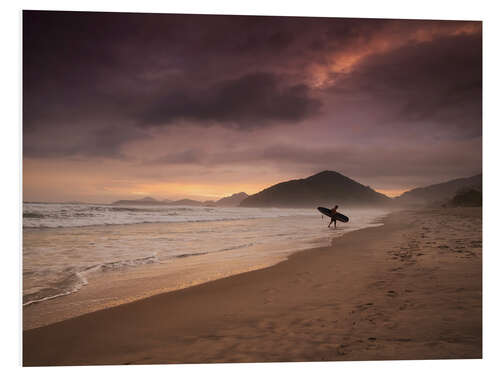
[23,208,482,366]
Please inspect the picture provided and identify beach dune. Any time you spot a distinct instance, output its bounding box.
[23,208,482,366]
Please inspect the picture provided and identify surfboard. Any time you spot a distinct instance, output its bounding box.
[317,207,349,223]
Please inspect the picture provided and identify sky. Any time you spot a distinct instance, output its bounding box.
[23,11,482,203]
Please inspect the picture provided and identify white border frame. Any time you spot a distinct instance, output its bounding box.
[3,1,498,374]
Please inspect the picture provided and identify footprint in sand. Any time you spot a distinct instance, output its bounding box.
[355,302,374,312]
[263,288,279,304]
[313,283,328,289]
[371,280,386,288]
[336,342,351,356]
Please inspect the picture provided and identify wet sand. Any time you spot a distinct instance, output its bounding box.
[23,208,482,366]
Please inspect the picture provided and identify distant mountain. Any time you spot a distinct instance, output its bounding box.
[239,171,391,208]
[169,199,204,206]
[216,192,249,207]
[395,174,482,205]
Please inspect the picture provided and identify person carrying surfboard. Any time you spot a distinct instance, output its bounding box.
[328,205,339,228]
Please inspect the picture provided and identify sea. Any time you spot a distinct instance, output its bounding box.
[23,202,389,309]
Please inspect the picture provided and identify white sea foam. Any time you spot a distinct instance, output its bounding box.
[23,203,316,228]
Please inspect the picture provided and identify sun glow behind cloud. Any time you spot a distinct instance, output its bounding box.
[309,21,481,87]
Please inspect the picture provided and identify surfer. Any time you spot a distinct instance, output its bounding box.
[328,205,339,228]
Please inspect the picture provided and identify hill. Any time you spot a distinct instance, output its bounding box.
[239,171,391,208]
[395,174,482,205]
[215,192,249,207]
[447,189,482,207]
[169,199,204,206]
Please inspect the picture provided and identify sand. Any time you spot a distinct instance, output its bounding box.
[23,208,482,366]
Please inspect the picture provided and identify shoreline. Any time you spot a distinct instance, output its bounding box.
[23,208,482,365]
[23,211,387,330]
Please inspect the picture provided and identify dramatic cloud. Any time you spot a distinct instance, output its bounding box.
[148,138,481,183]
[139,72,322,128]
[327,31,482,138]
[22,11,482,201]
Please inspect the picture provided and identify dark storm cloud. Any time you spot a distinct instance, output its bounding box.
[328,31,482,138]
[23,122,149,158]
[148,141,481,184]
[139,72,321,128]
[23,11,336,156]
[23,10,481,165]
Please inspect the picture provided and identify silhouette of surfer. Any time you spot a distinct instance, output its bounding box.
[328,205,339,228]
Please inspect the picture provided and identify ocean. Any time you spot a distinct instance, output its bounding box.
[23,203,388,309]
